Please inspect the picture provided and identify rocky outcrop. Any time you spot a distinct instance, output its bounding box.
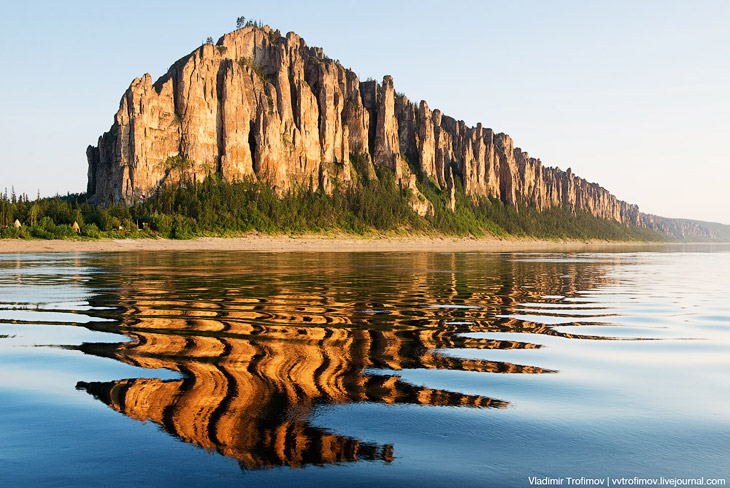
[88,24,641,225]
[373,76,400,173]
[640,215,730,241]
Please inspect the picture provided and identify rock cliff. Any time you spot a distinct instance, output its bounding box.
[88,25,639,224]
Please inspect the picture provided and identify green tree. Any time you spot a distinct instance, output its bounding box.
[29,202,39,225]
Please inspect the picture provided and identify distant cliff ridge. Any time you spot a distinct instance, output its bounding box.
[88,24,641,224]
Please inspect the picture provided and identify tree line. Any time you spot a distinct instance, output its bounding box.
[0,156,667,241]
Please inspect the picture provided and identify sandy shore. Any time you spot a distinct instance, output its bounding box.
[0,235,671,254]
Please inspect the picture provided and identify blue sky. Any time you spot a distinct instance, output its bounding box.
[1,0,728,223]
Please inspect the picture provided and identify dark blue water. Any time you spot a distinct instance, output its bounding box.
[1,250,728,487]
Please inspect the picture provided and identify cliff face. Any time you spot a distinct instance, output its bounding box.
[88,25,639,225]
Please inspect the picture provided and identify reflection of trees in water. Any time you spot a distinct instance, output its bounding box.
[78,252,616,469]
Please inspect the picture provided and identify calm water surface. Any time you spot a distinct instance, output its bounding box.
[1,249,729,487]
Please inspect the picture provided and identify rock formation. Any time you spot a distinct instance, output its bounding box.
[88,24,640,224]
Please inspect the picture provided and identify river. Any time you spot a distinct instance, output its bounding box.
[1,248,728,486]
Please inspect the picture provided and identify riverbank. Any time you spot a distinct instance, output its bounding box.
[0,235,678,253]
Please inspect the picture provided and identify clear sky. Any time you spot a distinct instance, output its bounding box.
[1,0,728,223]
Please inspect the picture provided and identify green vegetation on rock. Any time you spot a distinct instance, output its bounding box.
[1,154,669,242]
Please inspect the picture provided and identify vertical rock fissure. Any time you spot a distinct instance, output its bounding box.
[289,75,299,131]
[248,120,258,175]
[216,64,226,174]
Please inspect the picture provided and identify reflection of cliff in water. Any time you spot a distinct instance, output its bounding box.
[77,323,530,469]
[76,252,616,469]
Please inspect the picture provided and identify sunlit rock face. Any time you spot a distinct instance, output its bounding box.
[87,25,640,223]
